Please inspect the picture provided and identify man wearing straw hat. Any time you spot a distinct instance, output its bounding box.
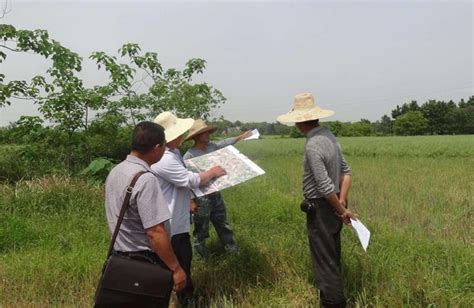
[277,93,356,308]
[151,112,226,306]
[183,119,251,258]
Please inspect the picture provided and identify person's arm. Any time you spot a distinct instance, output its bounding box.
[214,130,252,149]
[338,144,352,208]
[145,224,186,292]
[198,166,226,187]
[306,148,356,224]
[190,198,198,214]
[152,155,201,188]
[339,174,351,208]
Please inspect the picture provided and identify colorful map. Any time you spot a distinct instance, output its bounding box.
[185,145,265,197]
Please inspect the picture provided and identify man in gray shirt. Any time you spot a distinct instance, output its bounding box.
[105,121,186,306]
[277,93,356,308]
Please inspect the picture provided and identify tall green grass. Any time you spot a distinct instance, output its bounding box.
[1,136,473,306]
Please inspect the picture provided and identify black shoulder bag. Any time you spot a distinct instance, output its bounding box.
[94,171,173,307]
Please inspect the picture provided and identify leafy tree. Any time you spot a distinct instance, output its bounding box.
[321,121,344,136]
[0,25,86,134]
[340,121,372,137]
[420,100,457,134]
[90,44,226,122]
[374,114,393,135]
[391,100,420,119]
[393,111,428,136]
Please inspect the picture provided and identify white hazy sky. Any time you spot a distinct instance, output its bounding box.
[0,0,472,126]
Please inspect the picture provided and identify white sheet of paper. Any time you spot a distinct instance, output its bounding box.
[243,129,260,140]
[350,218,371,251]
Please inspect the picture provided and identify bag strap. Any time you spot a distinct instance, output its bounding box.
[106,171,149,258]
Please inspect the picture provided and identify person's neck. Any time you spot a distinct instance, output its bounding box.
[130,150,152,166]
[193,141,207,151]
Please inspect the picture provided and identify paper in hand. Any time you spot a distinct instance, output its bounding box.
[243,129,260,140]
[350,218,371,251]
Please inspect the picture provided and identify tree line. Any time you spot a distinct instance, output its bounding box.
[207,97,473,138]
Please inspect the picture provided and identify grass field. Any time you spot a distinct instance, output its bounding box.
[1,135,473,307]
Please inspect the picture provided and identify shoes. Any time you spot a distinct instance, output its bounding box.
[194,241,207,258]
[224,244,239,254]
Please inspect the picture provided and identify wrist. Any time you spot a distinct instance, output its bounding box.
[170,264,182,272]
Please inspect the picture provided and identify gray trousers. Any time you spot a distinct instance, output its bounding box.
[306,199,346,307]
[193,192,237,252]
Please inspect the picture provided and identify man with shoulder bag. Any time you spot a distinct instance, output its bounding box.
[95,121,186,307]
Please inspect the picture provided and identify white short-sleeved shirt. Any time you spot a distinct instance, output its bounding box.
[151,148,201,236]
[105,155,171,252]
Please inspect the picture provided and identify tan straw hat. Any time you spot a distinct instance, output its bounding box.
[277,93,335,123]
[185,119,217,141]
[153,111,194,142]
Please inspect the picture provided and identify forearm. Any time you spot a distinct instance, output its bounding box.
[325,193,346,215]
[339,174,352,202]
[147,226,181,272]
[199,170,216,186]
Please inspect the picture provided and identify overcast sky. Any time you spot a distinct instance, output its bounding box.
[0,0,472,126]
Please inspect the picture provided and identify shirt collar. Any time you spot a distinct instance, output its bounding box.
[125,154,152,171]
[166,147,185,165]
[306,126,324,138]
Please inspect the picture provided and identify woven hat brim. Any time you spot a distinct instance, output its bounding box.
[164,118,194,143]
[277,108,335,124]
[186,126,217,141]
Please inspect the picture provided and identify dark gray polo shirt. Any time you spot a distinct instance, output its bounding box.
[303,126,351,199]
[105,155,171,252]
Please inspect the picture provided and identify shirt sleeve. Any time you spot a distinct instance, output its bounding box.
[135,174,172,229]
[183,150,194,160]
[215,137,238,149]
[306,148,336,197]
[338,143,352,175]
[151,154,201,188]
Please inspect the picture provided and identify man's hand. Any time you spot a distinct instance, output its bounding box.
[337,208,357,225]
[190,199,198,214]
[210,166,226,178]
[172,266,187,292]
[237,130,252,141]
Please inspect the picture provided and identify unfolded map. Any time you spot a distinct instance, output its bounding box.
[185,145,265,197]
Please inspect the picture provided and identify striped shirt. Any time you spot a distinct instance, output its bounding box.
[303,126,351,199]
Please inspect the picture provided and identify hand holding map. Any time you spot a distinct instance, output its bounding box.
[185,145,265,197]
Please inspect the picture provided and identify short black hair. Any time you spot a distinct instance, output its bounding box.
[131,121,165,154]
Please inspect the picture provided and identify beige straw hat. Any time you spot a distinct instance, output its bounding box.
[185,119,217,141]
[277,93,335,123]
[153,111,194,142]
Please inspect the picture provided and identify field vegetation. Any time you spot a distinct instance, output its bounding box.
[1,135,473,307]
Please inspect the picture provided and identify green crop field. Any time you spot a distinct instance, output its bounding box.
[1,135,473,307]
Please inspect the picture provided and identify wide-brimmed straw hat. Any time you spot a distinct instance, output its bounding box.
[277,93,335,123]
[186,119,217,140]
[153,112,194,142]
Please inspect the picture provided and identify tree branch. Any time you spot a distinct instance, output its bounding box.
[0,44,20,53]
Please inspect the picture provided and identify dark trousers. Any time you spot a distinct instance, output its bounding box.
[193,192,237,253]
[306,199,346,307]
[171,233,194,306]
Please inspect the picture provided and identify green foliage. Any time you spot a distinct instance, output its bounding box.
[79,158,116,184]
[289,126,304,138]
[393,111,428,136]
[390,97,473,135]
